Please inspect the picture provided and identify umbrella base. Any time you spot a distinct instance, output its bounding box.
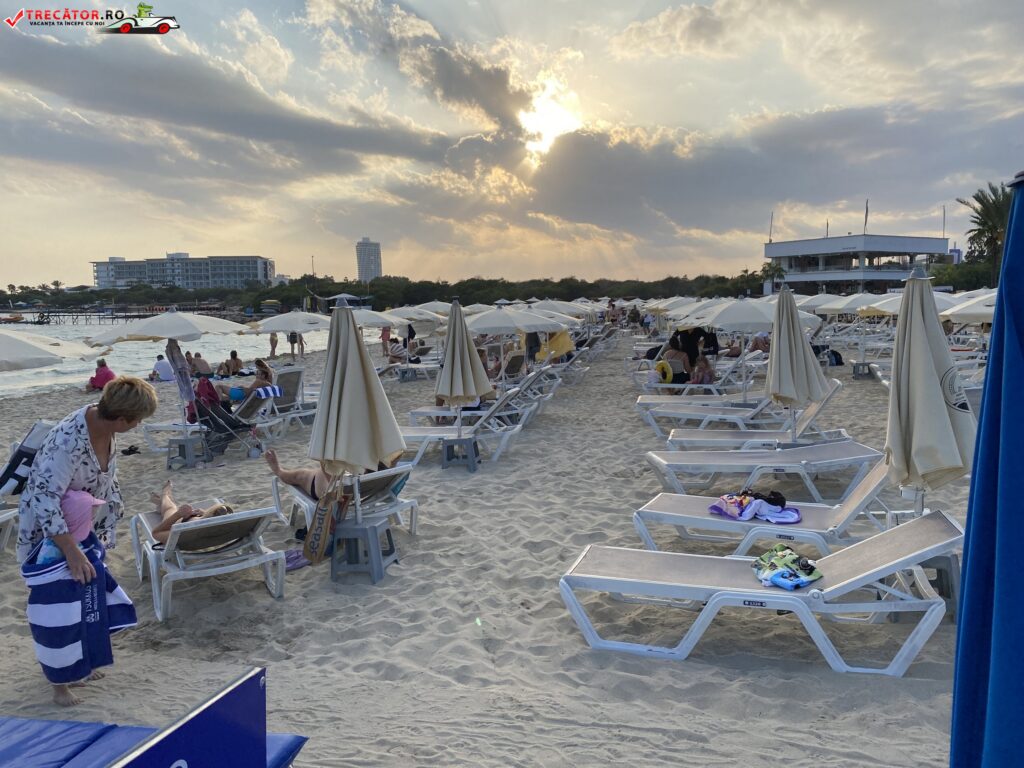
[166,435,213,471]
[441,437,480,472]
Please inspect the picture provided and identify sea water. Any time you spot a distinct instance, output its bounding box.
[0,319,386,399]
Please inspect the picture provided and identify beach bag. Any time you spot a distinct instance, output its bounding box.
[302,483,349,565]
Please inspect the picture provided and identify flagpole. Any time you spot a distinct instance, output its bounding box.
[863,199,869,235]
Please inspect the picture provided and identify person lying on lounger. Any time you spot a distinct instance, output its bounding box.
[263,449,401,502]
[149,481,233,544]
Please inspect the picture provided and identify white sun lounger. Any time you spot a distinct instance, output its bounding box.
[634,459,893,555]
[400,387,526,464]
[645,441,883,502]
[560,510,962,676]
[664,380,845,450]
[642,397,788,437]
[129,502,284,621]
[1,421,57,552]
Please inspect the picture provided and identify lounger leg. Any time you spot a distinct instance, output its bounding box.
[130,517,145,582]
[263,552,285,598]
[632,512,658,550]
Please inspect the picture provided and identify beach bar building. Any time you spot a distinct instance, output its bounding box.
[763,234,950,294]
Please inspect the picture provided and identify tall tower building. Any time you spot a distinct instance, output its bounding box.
[355,237,382,283]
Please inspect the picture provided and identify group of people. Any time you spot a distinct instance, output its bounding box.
[15,373,363,706]
[660,327,719,385]
[268,331,305,361]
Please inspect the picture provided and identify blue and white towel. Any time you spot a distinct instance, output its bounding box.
[254,385,283,399]
[21,533,137,684]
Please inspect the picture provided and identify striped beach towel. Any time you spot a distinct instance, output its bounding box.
[21,533,137,684]
[254,385,283,399]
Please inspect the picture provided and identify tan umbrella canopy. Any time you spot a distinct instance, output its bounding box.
[766,288,830,436]
[0,329,106,372]
[417,300,452,316]
[884,268,976,500]
[308,307,406,477]
[465,307,566,334]
[941,291,997,324]
[86,309,250,346]
[251,310,330,333]
[858,291,961,318]
[435,300,493,407]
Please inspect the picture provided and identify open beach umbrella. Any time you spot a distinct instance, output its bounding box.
[308,306,405,477]
[858,291,961,318]
[531,309,584,326]
[251,311,330,334]
[950,169,1024,768]
[465,307,566,335]
[680,298,821,333]
[883,266,976,505]
[530,299,594,318]
[941,291,998,325]
[462,303,493,315]
[85,309,249,346]
[416,300,452,316]
[793,293,843,311]
[0,329,106,372]
[815,293,881,315]
[387,306,445,323]
[765,288,830,438]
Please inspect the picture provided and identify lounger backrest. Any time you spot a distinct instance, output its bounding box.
[792,378,843,435]
[502,353,525,377]
[273,369,304,410]
[474,387,522,430]
[1,420,55,497]
[161,508,272,555]
[232,394,267,422]
[832,459,890,519]
[815,510,963,600]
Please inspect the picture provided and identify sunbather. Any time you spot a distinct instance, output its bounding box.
[215,358,273,402]
[264,449,332,502]
[148,480,233,544]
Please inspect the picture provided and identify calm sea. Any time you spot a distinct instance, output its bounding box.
[0,317,375,399]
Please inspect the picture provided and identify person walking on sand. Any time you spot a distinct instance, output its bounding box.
[269,332,279,359]
[17,376,158,706]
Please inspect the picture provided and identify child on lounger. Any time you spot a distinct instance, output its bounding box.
[149,481,233,544]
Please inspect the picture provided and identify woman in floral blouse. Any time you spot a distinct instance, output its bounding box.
[17,377,158,572]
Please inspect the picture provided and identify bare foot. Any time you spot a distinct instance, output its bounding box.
[263,449,281,475]
[53,684,80,706]
[69,669,105,688]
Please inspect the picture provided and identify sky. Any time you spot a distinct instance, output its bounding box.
[1,0,1021,287]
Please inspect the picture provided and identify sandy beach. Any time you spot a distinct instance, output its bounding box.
[0,337,968,767]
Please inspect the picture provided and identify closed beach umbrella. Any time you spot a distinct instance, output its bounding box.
[765,288,830,434]
[85,309,249,346]
[252,311,329,333]
[951,169,1023,768]
[308,307,405,476]
[435,300,493,407]
[0,329,105,372]
[466,307,566,335]
[884,266,976,495]
[164,340,195,406]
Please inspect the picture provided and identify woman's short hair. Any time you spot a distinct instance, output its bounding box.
[97,376,158,422]
[96,358,107,367]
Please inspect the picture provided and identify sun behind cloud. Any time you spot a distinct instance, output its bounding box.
[519,78,582,156]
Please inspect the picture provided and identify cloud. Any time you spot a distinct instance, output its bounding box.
[224,9,295,87]
[0,30,449,163]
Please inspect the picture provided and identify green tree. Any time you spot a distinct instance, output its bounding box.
[957,181,1012,286]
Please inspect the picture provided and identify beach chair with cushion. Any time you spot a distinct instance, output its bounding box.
[634,459,893,556]
[646,441,883,502]
[664,379,846,450]
[129,503,284,621]
[400,387,526,464]
[0,668,306,766]
[560,510,963,676]
[271,463,418,534]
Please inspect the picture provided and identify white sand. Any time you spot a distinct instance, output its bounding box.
[0,340,966,767]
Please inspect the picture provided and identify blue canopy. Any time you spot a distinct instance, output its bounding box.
[950,171,1024,766]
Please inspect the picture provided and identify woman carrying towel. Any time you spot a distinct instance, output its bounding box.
[17,376,158,706]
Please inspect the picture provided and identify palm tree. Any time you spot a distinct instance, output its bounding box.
[957,182,1012,286]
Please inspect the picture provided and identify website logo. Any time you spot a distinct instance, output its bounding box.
[100,3,178,34]
[4,5,179,33]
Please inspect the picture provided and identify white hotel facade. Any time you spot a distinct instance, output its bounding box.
[92,252,275,290]
[764,234,951,294]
